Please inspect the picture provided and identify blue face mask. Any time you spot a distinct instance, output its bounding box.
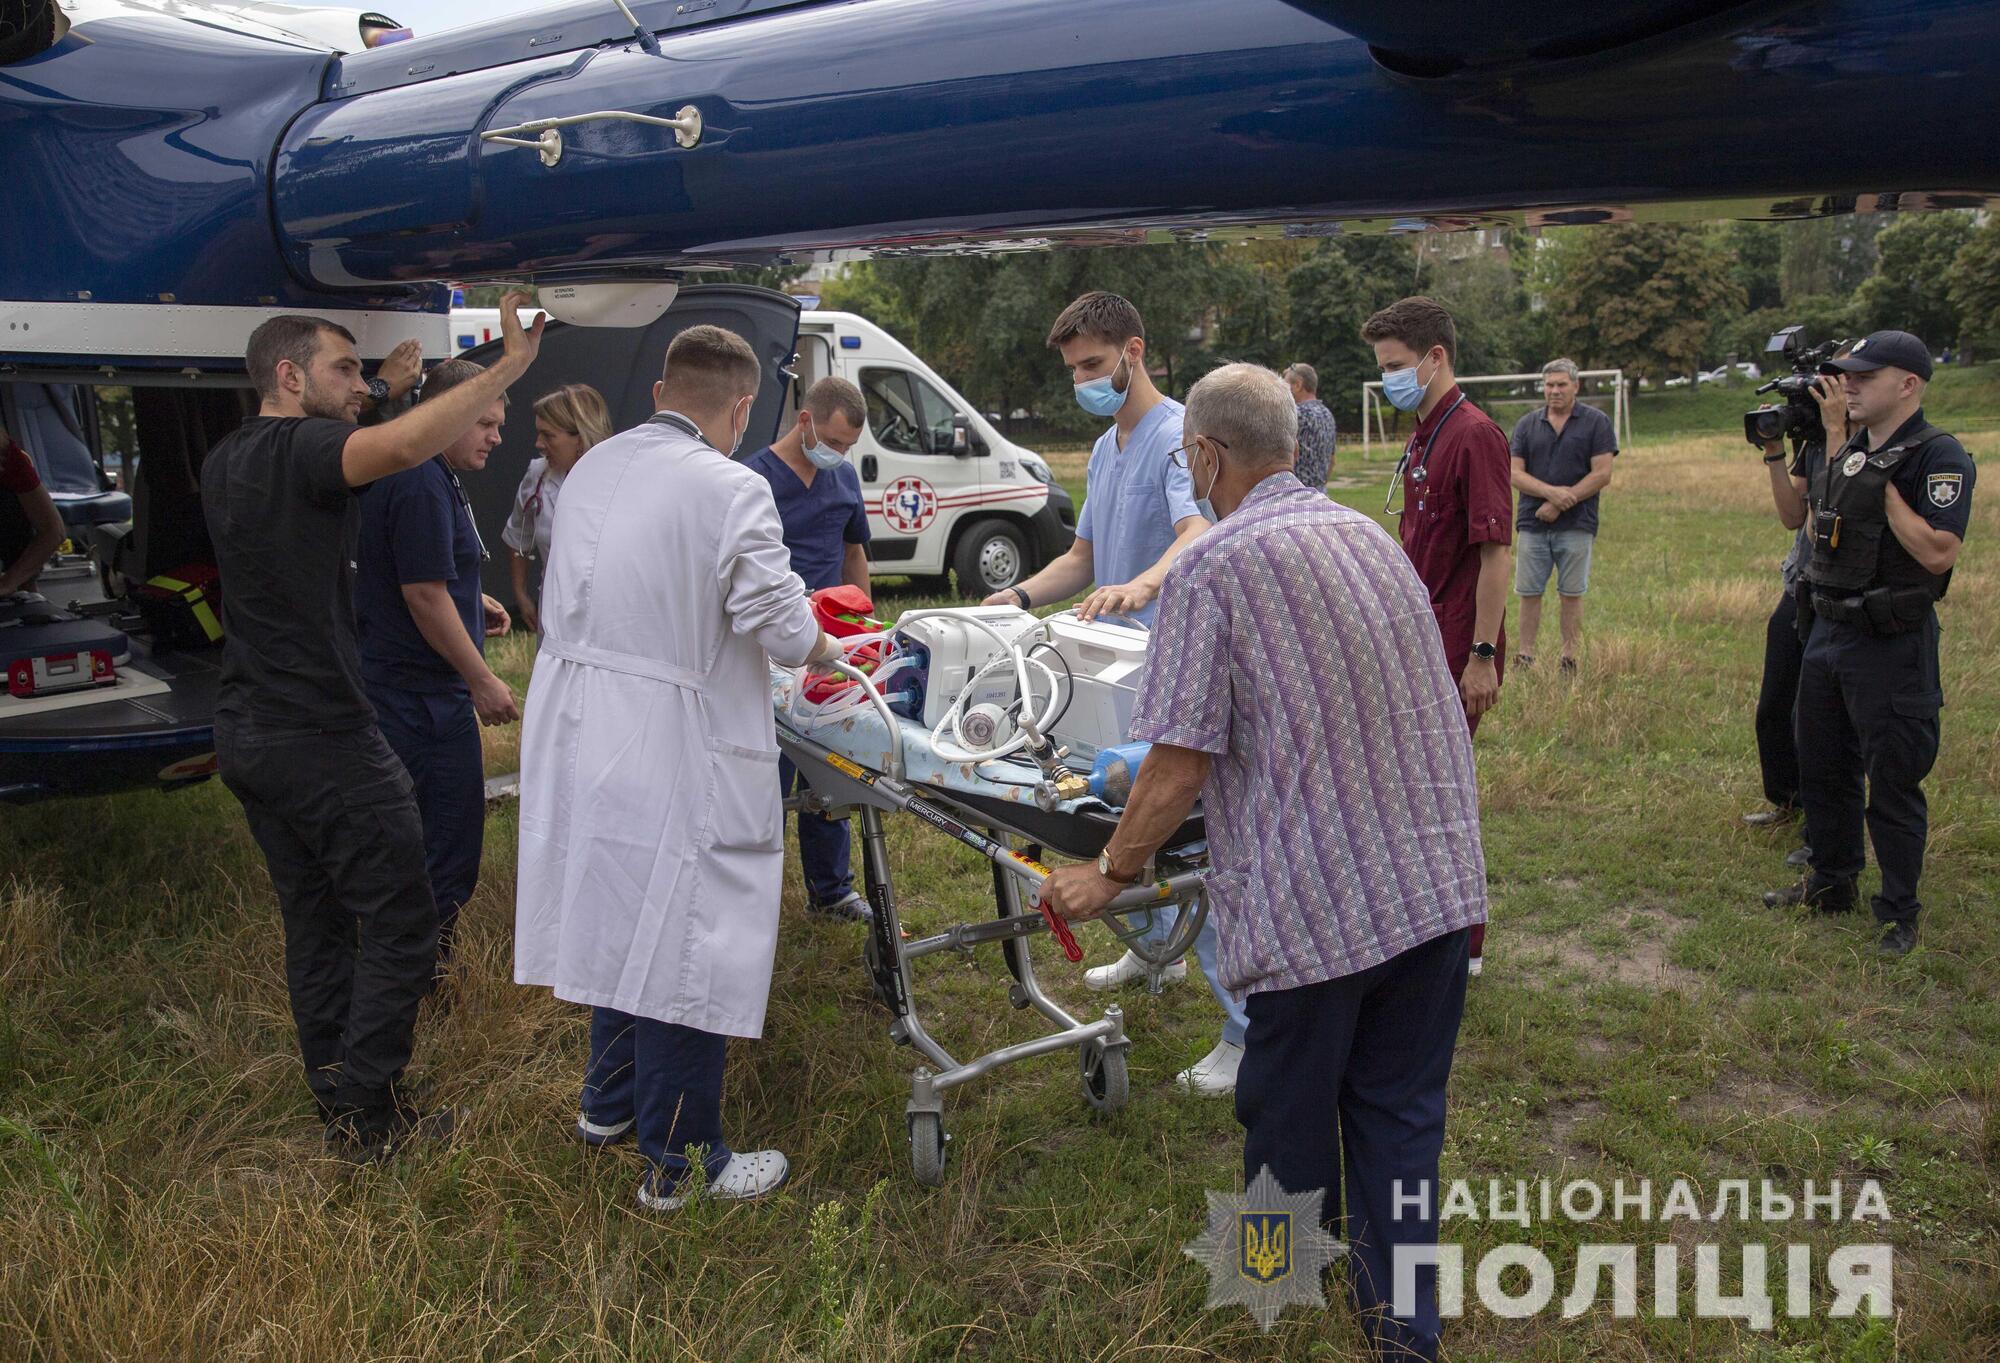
[800,416,847,470]
[1192,438,1219,522]
[1381,353,1435,413]
[1073,354,1132,418]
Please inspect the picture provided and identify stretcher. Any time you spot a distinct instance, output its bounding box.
[773,600,1209,1186]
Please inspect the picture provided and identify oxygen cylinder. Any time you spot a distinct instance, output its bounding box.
[1085,741,1153,807]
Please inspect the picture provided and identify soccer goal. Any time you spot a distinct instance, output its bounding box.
[1358,369,1631,457]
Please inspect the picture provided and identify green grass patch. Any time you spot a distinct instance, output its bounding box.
[0,431,1994,1360]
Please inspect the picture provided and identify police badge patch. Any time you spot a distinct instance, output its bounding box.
[1928,472,1963,508]
[1185,1165,1346,1331]
[1842,451,1868,477]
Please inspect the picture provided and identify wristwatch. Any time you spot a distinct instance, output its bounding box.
[1471,641,1498,661]
[1097,850,1139,884]
[1011,585,1033,610]
[365,377,392,405]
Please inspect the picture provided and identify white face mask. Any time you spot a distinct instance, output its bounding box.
[728,397,750,458]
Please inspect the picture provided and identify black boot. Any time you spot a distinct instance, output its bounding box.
[325,1096,457,1165]
[1877,921,1918,957]
[1762,875,1857,914]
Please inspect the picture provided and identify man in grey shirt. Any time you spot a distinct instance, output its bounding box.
[1508,358,1617,671]
[1285,363,1337,490]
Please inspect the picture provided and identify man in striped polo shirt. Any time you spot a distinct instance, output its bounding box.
[1042,363,1486,1361]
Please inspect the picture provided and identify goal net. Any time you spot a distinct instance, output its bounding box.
[1358,369,1631,457]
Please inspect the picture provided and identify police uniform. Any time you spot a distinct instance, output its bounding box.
[1770,331,1976,952]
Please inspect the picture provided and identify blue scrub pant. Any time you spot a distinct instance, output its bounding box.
[369,683,484,964]
[1235,927,1471,1362]
[780,755,855,909]
[1140,906,1249,1047]
[583,1007,733,1190]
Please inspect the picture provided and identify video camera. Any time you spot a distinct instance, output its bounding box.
[1742,325,1849,449]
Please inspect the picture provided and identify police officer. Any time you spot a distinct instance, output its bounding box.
[1759,331,1976,955]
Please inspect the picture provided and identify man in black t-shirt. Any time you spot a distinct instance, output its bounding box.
[201,297,542,1160]
[1757,331,1977,957]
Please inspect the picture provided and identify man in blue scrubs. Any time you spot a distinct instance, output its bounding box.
[986,291,1208,627]
[355,358,520,975]
[745,376,874,924]
[981,292,1245,1091]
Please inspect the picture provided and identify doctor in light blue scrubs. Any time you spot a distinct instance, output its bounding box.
[981,290,1247,1095]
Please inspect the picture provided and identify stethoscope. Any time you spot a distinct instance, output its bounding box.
[441,460,491,562]
[518,468,551,552]
[1384,393,1466,517]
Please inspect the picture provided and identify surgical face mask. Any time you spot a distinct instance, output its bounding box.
[727,398,750,458]
[1192,438,1220,522]
[801,415,846,470]
[1073,352,1133,418]
[1381,352,1436,413]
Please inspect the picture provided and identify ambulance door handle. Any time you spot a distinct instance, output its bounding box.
[862,455,878,482]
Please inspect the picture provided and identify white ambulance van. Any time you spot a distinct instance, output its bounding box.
[451,304,1075,596]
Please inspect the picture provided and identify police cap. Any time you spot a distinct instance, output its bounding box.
[1821,330,1933,382]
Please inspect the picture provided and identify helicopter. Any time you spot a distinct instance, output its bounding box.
[2,0,1996,801]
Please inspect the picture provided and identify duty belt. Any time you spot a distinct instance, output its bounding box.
[1809,587,1934,636]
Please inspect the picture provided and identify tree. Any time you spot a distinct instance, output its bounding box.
[1534,224,1746,384]
[1284,236,1420,425]
[1779,214,1882,302]
[1853,211,1975,350]
[1723,221,1784,312]
[1946,216,2000,361]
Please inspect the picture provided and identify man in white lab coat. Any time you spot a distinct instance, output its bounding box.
[514,325,839,1212]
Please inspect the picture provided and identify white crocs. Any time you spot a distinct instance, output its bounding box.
[1084,950,1187,992]
[636,1149,791,1212]
[1176,1039,1245,1096]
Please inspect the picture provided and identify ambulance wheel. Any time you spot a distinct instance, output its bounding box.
[1079,1039,1129,1113]
[909,1113,948,1186]
[952,519,1029,598]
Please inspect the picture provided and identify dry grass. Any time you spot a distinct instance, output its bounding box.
[0,430,1995,1361]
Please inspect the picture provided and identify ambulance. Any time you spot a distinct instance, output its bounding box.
[454,302,1075,598]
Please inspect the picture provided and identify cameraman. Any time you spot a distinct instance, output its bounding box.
[1745,352,1850,864]
[1758,332,1976,956]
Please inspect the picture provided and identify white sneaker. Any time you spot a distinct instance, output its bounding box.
[572,1113,634,1147]
[1084,950,1187,992]
[1176,1039,1245,1095]
[637,1149,791,1212]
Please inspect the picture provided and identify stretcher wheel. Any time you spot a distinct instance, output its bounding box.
[909,1113,948,1186]
[1079,1039,1129,1113]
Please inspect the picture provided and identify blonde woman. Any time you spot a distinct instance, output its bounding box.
[504,383,612,632]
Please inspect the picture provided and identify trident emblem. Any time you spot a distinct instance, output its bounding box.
[1239,1211,1292,1284]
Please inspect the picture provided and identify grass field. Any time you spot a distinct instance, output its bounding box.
[2,429,1996,1362]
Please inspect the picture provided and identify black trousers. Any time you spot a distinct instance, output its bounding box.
[1796,612,1943,926]
[217,719,438,1118]
[1755,590,1805,809]
[369,683,485,963]
[1236,928,1471,1362]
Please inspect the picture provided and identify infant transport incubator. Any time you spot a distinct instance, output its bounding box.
[773,591,1210,1186]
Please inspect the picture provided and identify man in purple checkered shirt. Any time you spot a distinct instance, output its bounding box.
[1043,363,1485,1362]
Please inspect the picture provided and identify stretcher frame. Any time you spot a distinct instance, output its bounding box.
[777,665,1208,1187]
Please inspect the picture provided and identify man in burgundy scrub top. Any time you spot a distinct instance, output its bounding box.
[1363,296,1512,976]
